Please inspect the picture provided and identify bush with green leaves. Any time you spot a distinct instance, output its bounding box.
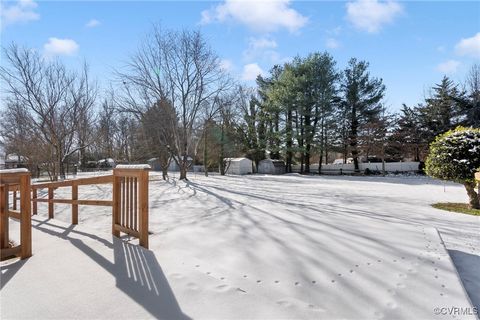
[426,126,480,209]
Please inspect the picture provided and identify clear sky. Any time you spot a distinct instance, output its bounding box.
[1,0,479,112]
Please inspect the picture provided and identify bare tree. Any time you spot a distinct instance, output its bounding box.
[141,98,177,180]
[0,100,49,177]
[0,44,97,180]
[116,26,229,180]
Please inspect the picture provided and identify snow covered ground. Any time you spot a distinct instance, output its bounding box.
[1,173,479,319]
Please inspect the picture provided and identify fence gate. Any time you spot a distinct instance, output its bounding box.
[112,165,150,249]
[0,169,32,260]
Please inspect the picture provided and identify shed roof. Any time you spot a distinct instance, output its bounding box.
[224,157,251,162]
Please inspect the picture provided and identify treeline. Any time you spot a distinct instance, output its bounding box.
[243,58,479,173]
[1,27,479,180]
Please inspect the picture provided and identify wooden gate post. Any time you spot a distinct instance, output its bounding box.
[0,168,32,260]
[112,165,150,249]
[0,183,8,250]
[19,171,32,258]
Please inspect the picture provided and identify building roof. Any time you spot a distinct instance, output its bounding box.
[224,157,251,162]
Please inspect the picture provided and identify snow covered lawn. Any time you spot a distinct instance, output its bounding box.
[1,174,479,319]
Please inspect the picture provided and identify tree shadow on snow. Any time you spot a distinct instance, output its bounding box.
[32,219,190,319]
[448,249,480,310]
[0,258,27,290]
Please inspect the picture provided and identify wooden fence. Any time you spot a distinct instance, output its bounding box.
[1,165,151,260]
[0,169,32,260]
[30,175,114,224]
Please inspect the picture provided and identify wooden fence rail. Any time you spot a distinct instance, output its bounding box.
[30,175,114,224]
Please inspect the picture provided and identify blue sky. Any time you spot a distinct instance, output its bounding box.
[1,0,479,112]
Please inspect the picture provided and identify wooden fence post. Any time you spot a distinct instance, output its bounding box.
[48,187,54,219]
[139,169,149,249]
[72,182,78,224]
[0,169,32,260]
[0,184,8,250]
[112,175,121,238]
[19,173,32,258]
[13,191,17,210]
[32,188,37,215]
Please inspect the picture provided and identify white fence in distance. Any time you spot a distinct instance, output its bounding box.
[292,162,421,174]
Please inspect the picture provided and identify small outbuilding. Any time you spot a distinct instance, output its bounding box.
[168,156,193,171]
[224,158,252,175]
[97,158,116,168]
[258,159,286,175]
[4,154,27,169]
[147,158,163,171]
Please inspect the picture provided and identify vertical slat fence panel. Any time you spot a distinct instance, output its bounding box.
[112,165,150,249]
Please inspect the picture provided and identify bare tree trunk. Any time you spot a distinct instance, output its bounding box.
[179,167,187,180]
[464,182,480,209]
[219,122,226,175]
[203,121,209,177]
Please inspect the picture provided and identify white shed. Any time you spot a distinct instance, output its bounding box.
[168,156,193,171]
[224,158,252,175]
[258,159,286,175]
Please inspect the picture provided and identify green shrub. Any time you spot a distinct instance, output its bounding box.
[425,126,480,209]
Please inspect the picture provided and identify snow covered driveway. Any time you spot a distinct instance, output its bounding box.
[1,174,479,319]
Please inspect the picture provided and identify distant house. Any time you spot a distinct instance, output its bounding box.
[224,158,253,175]
[258,159,286,175]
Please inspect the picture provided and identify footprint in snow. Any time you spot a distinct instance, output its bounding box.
[214,284,230,292]
[308,304,324,312]
[277,299,325,312]
[387,289,396,295]
[186,282,200,291]
[276,300,292,308]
